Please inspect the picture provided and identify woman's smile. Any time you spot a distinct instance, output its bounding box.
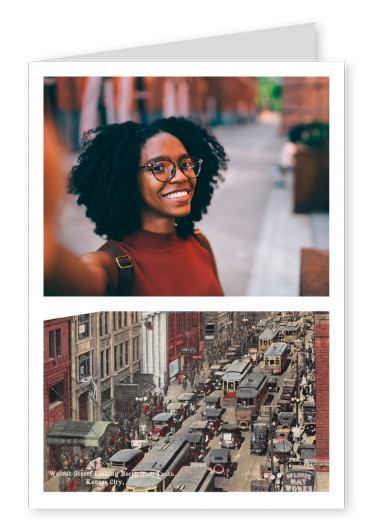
[162,187,192,201]
[137,132,196,231]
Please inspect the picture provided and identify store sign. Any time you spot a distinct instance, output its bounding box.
[283,470,315,492]
[181,348,196,353]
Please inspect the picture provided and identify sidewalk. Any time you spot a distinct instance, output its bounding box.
[245,173,329,296]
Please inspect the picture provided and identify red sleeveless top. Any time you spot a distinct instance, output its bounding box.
[113,228,223,296]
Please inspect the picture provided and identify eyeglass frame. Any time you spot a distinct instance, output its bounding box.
[138,156,203,182]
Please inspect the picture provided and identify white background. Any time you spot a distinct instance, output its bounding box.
[1,0,372,526]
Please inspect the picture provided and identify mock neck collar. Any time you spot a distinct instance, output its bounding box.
[122,227,179,251]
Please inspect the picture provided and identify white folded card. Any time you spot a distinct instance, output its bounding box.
[29,25,344,511]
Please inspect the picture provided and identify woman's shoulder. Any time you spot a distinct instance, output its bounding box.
[191,229,212,253]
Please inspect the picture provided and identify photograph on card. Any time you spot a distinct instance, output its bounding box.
[44,76,329,297]
[44,311,328,493]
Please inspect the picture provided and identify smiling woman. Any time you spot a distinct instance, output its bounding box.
[45,117,228,296]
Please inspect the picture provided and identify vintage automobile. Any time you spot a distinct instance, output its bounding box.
[196,378,214,396]
[150,413,177,439]
[209,449,232,478]
[220,423,242,449]
[202,407,223,435]
[278,379,296,410]
[250,422,268,455]
[302,401,316,435]
[204,390,222,409]
[188,420,213,444]
[250,479,272,492]
[209,364,222,378]
[166,401,186,422]
[271,439,293,463]
[278,411,296,428]
[177,392,198,417]
[267,376,279,393]
[185,432,205,461]
[213,370,225,390]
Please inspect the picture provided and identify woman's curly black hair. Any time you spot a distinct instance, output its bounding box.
[68,116,228,240]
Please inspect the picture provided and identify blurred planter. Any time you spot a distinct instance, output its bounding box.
[293,143,329,214]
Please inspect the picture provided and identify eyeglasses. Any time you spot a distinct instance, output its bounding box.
[138,156,203,182]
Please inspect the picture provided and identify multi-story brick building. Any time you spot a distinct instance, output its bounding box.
[70,312,143,423]
[167,312,204,381]
[43,317,71,474]
[314,312,329,491]
[280,77,330,135]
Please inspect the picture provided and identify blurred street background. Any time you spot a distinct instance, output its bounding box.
[45,76,330,296]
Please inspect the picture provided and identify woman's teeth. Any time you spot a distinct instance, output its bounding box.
[165,191,188,199]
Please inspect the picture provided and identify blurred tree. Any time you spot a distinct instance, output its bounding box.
[257,77,282,112]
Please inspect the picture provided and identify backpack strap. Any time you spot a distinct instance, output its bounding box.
[97,241,134,296]
[193,229,224,295]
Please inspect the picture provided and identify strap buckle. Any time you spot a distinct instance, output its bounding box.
[115,255,133,269]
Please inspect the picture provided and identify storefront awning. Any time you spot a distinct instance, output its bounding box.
[46,421,111,447]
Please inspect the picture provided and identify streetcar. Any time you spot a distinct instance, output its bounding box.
[222,359,252,405]
[235,372,269,429]
[166,463,215,492]
[125,437,190,492]
[263,342,289,375]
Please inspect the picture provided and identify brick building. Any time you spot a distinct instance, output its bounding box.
[44,318,71,431]
[314,312,330,490]
[43,317,72,474]
[167,312,203,380]
[280,77,329,135]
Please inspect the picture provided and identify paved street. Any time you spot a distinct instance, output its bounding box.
[161,352,303,492]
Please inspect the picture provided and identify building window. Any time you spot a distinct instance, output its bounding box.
[49,331,55,358]
[99,312,109,336]
[49,329,62,358]
[101,349,110,378]
[133,336,140,362]
[79,353,91,380]
[78,314,90,340]
[118,312,123,329]
[124,313,128,326]
[56,329,61,357]
[101,387,111,404]
[49,382,63,405]
[125,341,129,366]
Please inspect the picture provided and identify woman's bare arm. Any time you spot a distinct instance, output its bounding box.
[44,226,118,296]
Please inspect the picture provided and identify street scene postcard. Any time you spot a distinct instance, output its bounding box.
[40,311,334,506]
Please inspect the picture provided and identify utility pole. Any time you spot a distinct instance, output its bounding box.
[269,406,275,491]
